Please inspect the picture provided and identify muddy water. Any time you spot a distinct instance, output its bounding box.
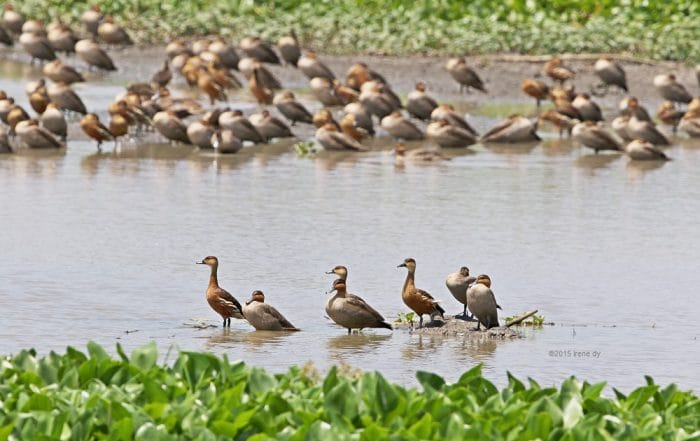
[0,48,699,391]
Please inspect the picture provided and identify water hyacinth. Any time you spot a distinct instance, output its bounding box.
[0,342,698,439]
[8,0,700,60]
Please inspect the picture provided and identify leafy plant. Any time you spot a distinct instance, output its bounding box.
[505,314,546,326]
[394,311,416,325]
[0,343,698,439]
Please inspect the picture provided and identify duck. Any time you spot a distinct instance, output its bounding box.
[277,30,301,67]
[315,123,368,151]
[47,21,78,54]
[108,111,129,145]
[325,265,348,281]
[309,77,343,107]
[445,266,476,319]
[249,110,294,140]
[187,119,215,149]
[273,91,313,125]
[208,37,240,70]
[325,279,392,334]
[572,121,622,153]
[80,113,113,148]
[22,20,45,35]
[28,82,49,115]
[15,119,64,149]
[359,81,397,119]
[196,68,227,105]
[345,62,386,91]
[656,101,684,133]
[75,38,117,71]
[381,112,424,141]
[521,79,549,107]
[40,102,67,141]
[297,50,335,80]
[0,25,12,46]
[445,57,486,93]
[572,94,603,122]
[466,274,501,330]
[332,80,360,105]
[19,31,57,63]
[243,291,299,331]
[7,104,30,134]
[239,36,280,64]
[538,110,576,138]
[212,129,243,153]
[426,119,477,148]
[196,256,245,327]
[344,102,375,136]
[398,258,444,328]
[594,57,627,92]
[47,82,87,115]
[611,115,631,142]
[406,81,438,121]
[626,116,670,146]
[624,139,670,161]
[653,74,692,104]
[97,16,132,45]
[249,67,273,105]
[2,3,24,34]
[430,104,478,136]
[81,5,103,36]
[394,143,448,165]
[153,110,191,144]
[313,109,339,130]
[218,109,266,144]
[544,56,575,84]
[553,97,583,121]
[679,109,700,137]
[151,60,172,89]
[43,59,85,84]
[481,115,540,143]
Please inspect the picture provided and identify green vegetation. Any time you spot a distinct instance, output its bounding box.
[394,311,416,325]
[1,343,698,440]
[505,314,546,326]
[12,0,700,60]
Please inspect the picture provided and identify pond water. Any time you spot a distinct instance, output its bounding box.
[0,48,698,392]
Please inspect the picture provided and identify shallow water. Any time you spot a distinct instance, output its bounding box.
[1,49,699,392]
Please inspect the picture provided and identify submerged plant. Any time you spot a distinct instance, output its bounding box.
[0,343,698,439]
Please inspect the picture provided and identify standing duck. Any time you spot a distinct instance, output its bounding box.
[656,101,684,133]
[398,258,445,328]
[186,118,215,149]
[248,67,273,105]
[653,74,692,105]
[81,5,103,36]
[273,90,313,125]
[406,81,438,121]
[151,60,172,89]
[277,30,301,67]
[544,56,575,84]
[325,279,392,334]
[594,57,627,92]
[445,57,486,93]
[19,31,57,63]
[310,77,343,107]
[623,139,670,161]
[572,94,603,122]
[47,21,78,54]
[344,102,375,136]
[76,38,117,71]
[97,16,132,45]
[446,266,476,319]
[481,115,540,143]
[43,59,84,84]
[538,110,576,138]
[153,110,191,144]
[80,113,113,149]
[381,112,424,141]
[239,36,280,64]
[243,291,299,331]
[572,121,622,153]
[2,4,24,34]
[466,274,501,330]
[48,82,87,115]
[297,50,335,80]
[208,37,240,70]
[196,256,245,327]
[521,79,549,108]
[359,81,397,119]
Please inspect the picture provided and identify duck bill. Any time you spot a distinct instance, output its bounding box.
[324,270,335,274]
[397,263,406,268]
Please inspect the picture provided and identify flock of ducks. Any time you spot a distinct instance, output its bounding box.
[1,4,700,164]
[197,256,503,333]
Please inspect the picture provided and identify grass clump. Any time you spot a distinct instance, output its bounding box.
[0,342,698,439]
[10,0,700,61]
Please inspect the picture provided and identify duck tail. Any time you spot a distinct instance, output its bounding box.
[380,321,393,330]
[435,302,445,317]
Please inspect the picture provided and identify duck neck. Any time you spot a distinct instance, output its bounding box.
[335,287,347,298]
[402,270,415,295]
[208,264,219,288]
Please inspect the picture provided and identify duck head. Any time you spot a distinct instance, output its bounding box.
[476,274,491,287]
[326,265,348,278]
[197,255,219,267]
[327,278,346,294]
[397,258,416,272]
[460,266,470,277]
[250,290,265,303]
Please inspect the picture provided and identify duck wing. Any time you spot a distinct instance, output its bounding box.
[215,287,244,317]
[261,303,299,330]
[417,288,445,315]
[346,293,387,323]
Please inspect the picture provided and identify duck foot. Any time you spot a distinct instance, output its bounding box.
[454,313,476,322]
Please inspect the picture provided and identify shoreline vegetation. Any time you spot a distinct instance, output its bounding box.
[1,343,698,439]
[13,0,700,61]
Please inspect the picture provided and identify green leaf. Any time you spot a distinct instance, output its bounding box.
[324,381,358,421]
[131,343,158,371]
[625,385,658,411]
[562,398,583,429]
[88,341,110,361]
[0,424,14,441]
[248,368,277,395]
[416,371,445,392]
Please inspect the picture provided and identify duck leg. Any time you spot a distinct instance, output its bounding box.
[418,315,424,328]
[347,328,351,335]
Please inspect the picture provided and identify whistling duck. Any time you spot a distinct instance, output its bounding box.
[249,110,294,140]
[445,57,486,93]
[43,59,85,84]
[426,119,477,148]
[97,16,132,45]
[277,30,301,67]
[239,36,279,64]
[481,115,540,143]
[572,121,622,153]
[626,116,670,146]
[243,290,299,331]
[394,143,448,166]
[381,112,424,141]
[298,50,335,80]
[446,266,476,319]
[594,57,627,92]
[75,38,117,71]
[624,139,670,161]
[273,91,313,125]
[398,258,445,328]
[15,119,64,149]
[196,256,245,327]
[406,81,438,121]
[212,129,243,153]
[466,274,501,330]
[653,74,692,104]
[544,56,575,84]
[80,113,113,148]
[326,279,392,334]
[40,102,67,141]
[521,79,549,107]
[315,123,368,151]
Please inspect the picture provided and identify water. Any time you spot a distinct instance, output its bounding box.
[1,49,698,392]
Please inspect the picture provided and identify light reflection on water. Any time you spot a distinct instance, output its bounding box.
[0,54,699,392]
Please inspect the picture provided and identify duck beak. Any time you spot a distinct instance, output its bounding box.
[196,261,205,265]
[397,263,406,268]
[325,289,337,295]
[325,270,334,274]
